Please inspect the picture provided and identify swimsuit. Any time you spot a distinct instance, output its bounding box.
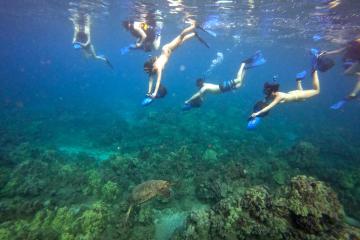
[219,80,236,92]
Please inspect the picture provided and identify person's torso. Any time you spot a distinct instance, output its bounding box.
[344,40,360,61]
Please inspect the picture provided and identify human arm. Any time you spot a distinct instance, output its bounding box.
[251,95,282,118]
[151,70,162,98]
[322,47,346,56]
[185,88,206,104]
[147,75,154,95]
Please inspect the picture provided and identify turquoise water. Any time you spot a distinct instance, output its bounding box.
[0,0,359,239]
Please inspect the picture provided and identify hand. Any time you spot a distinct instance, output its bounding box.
[319,51,327,57]
[251,113,258,118]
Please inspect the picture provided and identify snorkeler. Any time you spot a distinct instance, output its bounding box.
[72,14,113,69]
[321,38,360,109]
[141,20,210,106]
[182,51,266,110]
[122,19,162,53]
[248,50,332,129]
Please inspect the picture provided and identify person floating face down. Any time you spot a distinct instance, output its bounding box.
[250,51,332,126]
[182,51,266,110]
[141,20,210,106]
[122,19,163,52]
[72,14,113,69]
[322,38,360,109]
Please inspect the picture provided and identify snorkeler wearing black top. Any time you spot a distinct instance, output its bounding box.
[122,19,162,52]
[322,38,360,109]
[72,13,113,69]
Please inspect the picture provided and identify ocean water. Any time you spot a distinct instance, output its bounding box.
[0,0,359,239]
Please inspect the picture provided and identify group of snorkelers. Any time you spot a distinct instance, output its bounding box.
[71,14,360,129]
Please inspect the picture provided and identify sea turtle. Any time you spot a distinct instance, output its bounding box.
[125,180,172,222]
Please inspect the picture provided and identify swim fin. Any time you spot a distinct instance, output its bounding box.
[194,32,210,48]
[141,97,153,106]
[296,70,307,81]
[243,51,266,69]
[330,100,347,110]
[182,97,203,111]
[310,48,334,72]
[247,117,261,130]
[182,103,193,111]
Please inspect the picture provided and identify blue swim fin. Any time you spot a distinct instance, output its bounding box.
[247,117,261,130]
[310,48,320,71]
[182,103,193,111]
[243,51,266,69]
[141,97,153,106]
[296,70,307,81]
[330,100,347,110]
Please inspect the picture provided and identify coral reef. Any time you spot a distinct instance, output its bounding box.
[173,176,360,240]
[0,107,359,239]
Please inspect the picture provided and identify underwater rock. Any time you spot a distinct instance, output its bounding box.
[172,175,359,240]
[195,178,226,204]
[285,175,345,234]
[273,170,287,185]
[0,201,111,240]
[286,141,320,170]
[101,180,121,202]
[337,171,356,190]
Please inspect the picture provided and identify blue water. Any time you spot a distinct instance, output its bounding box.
[0,0,359,239]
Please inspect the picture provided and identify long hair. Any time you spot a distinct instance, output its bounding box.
[263,82,280,99]
[143,57,157,75]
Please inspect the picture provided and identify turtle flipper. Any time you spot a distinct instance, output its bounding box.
[125,204,133,223]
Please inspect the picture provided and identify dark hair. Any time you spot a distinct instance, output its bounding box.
[122,21,131,30]
[196,78,204,88]
[144,57,157,75]
[263,82,280,97]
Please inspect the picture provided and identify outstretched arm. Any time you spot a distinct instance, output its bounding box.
[147,75,154,95]
[251,95,282,118]
[185,88,206,104]
[323,47,346,56]
[151,70,163,97]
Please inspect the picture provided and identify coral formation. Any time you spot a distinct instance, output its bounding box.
[173,176,360,240]
[0,109,359,239]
